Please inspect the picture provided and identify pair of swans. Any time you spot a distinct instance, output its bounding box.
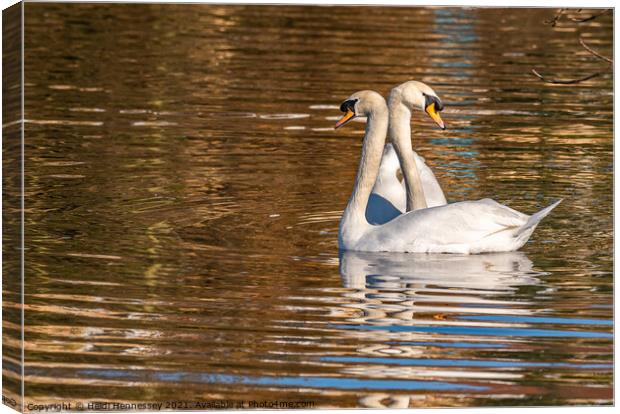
[335,81,561,254]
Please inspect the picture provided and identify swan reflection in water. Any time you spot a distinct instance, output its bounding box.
[339,250,542,291]
[335,251,547,408]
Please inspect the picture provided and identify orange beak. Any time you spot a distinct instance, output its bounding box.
[425,102,445,130]
[335,109,356,129]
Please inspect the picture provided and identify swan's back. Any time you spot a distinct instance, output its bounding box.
[358,198,545,254]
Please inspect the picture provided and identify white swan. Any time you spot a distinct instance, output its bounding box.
[388,81,448,211]
[335,90,561,254]
[366,81,448,224]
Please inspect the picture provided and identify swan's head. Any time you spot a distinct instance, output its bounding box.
[390,80,445,130]
[335,90,387,129]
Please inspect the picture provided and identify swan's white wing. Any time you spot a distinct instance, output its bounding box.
[359,199,530,253]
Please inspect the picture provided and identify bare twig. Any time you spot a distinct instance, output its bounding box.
[531,69,601,84]
[544,8,611,26]
[567,9,612,23]
[579,37,613,64]
[544,9,565,27]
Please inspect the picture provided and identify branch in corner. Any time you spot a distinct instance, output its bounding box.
[568,9,612,23]
[531,69,601,85]
[579,37,613,64]
[544,9,565,27]
[544,8,611,26]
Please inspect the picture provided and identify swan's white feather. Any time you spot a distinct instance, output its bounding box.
[355,199,562,254]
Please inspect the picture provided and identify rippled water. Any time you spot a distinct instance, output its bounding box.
[3,4,613,409]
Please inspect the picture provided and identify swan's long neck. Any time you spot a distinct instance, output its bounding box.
[388,94,428,211]
[340,107,388,247]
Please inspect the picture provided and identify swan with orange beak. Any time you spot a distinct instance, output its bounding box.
[335,81,449,223]
[387,81,446,211]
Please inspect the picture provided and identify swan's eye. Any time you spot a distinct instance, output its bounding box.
[435,98,444,112]
[424,94,444,112]
[340,99,358,113]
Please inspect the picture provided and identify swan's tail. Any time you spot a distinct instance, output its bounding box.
[515,199,563,237]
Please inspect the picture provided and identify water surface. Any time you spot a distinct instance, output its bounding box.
[4,4,613,409]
